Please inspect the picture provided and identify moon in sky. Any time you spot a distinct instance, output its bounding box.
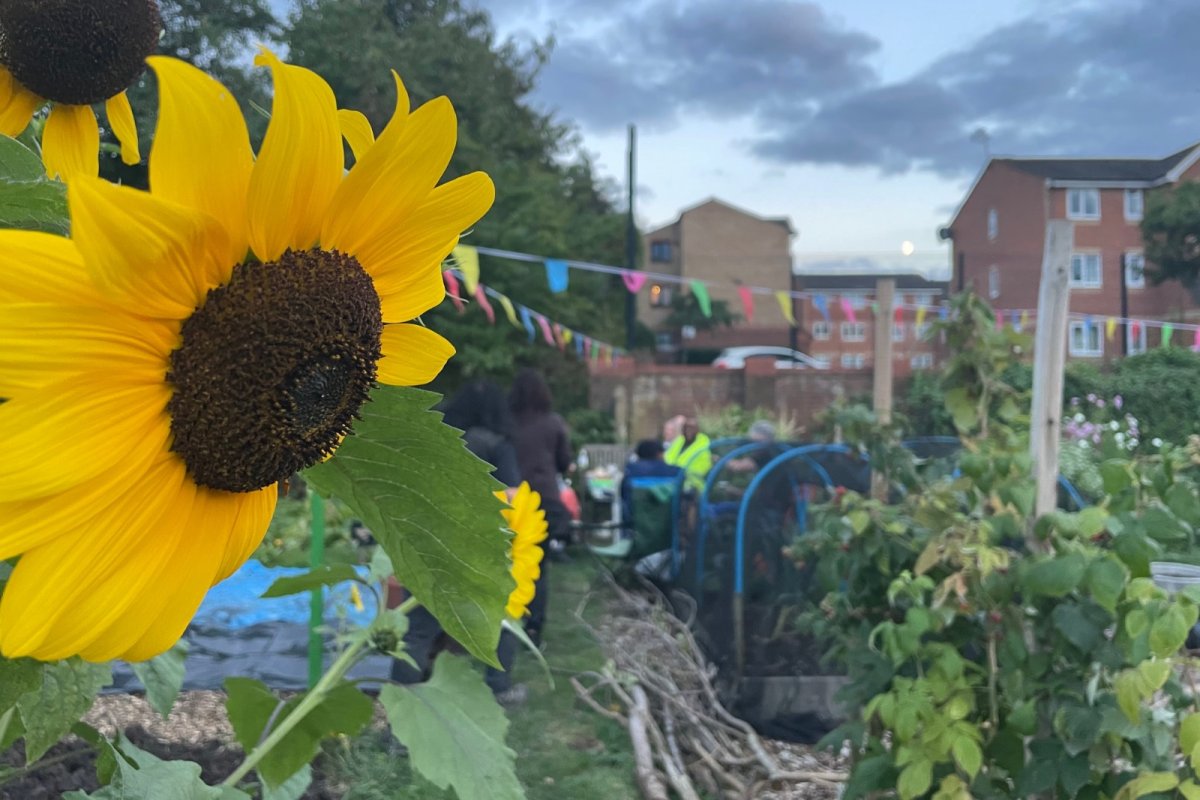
[900,240,915,256]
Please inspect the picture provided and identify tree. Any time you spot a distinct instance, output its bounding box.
[1141,182,1200,287]
[661,293,739,332]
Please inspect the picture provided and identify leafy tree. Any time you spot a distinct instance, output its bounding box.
[661,293,739,332]
[1141,182,1200,287]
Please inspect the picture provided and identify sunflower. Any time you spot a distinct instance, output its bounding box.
[497,483,548,620]
[0,51,494,662]
[0,0,160,179]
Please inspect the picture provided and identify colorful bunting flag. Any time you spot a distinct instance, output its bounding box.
[551,323,566,350]
[939,306,950,320]
[995,313,1004,331]
[915,305,927,328]
[775,291,796,326]
[474,285,494,324]
[497,293,520,327]
[575,333,585,356]
[893,305,904,324]
[1011,310,1021,332]
[691,280,712,318]
[536,314,555,346]
[1194,327,1200,352]
[1105,318,1117,341]
[840,296,857,324]
[1131,320,1141,340]
[453,244,480,296]
[443,270,465,313]
[813,294,830,322]
[562,328,574,345]
[545,259,569,293]
[519,305,536,342]
[737,286,755,323]
[1162,323,1174,348]
[622,271,648,293]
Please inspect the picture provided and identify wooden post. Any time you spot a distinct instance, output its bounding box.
[872,279,896,500]
[1029,220,1074,535]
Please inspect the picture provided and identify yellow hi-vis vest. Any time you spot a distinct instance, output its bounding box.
[665,433,712,491]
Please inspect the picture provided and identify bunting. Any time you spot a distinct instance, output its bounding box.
[691,280,712,318]
[813,294,831,322]
[474,284,494,324]
[1020,310,1029,331]
[840,296,857,324]
[1162,323,1174,348]
[453,244,480,296]
[545,259,569,293]
[1011,310,1021,332]
[497,293,520,327]
[737,286,755,323]
[1194,328,1200,352]
[1105,317,1117,341]
[519,305,536,342]
[443,270,465,313]
[622,271,648,293]
[536,314,556,346]
[893,305,904,324]
[915,305,927,328]
[775,291,796,326]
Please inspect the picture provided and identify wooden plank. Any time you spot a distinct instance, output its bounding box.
[1029,220,1074,534]
[872,278,896,500]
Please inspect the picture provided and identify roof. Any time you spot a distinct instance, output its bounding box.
[996,143,1200,183]
[663,197,797,235]
[796,273,948,291]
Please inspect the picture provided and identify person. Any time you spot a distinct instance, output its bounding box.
[510,368,572,641]
[389,379,527,704]
[620,440,682,573]
[727,419,782,473]
[664,416,712,492]
[620,439,682,512]
[662,414,686,447]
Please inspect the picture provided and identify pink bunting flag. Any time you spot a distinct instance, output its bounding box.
[552,323,566,350]
[1193,327,1200,352]
[737,286,755,323]
[622,271,648,293]
[839,296,857,324]
[536,314,555,346]
[443,270,465,313]
[474,284,494,324]
[996,313,1004,331]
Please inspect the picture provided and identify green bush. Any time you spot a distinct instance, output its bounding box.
[1112,348,1200,445]
[566,407,616,449]
[898,371,955,437]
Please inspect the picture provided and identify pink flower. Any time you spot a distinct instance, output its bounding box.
[1113,395,1123,410]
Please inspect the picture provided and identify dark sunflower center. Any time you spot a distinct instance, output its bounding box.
[167,248,383,493]
[0,0,161,105]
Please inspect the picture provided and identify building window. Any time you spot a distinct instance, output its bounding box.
[649,240,673,263]
[1127,324,1147,355]
[911,353,934,369]
[840,353,866,369]
[1067,188,1100,220]
[892,323,905,342]
[1125,252,1145,289]
[987,208,998,241]
[1125,189,1144,221]
[812,320,831,340]
[914,322,932,340]
[649,283,674,307]
[1069,321,1103,357]
[1069,253,1102,288]
[840,322,866,341]
[988,265,1000,299]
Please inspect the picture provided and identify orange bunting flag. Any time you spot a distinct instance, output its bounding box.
[775,291,796,326]
[1105,317,1117,341]
[474,284,495,324]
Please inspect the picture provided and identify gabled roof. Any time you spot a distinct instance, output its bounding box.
[797,273,948,291]
[999,143,1199,182]
[664,197,796,235]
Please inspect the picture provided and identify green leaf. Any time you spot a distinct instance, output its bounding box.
[224,678,372,788]
[260,564,361,598]
[842,754,897,800]
[1058,752,1091,797]
[1114,670,1143,723]
[263,764,312,800]
[847,510,870,535]
[1008,699,1037,735]
[944,387,978,432]
[1137,658,1172,692]
[1181,714,1200,760]
[1077,506,1108,537]
[1022,553,1087,597]
[0,657,42,715]
[131,641,189,720]
[304,386,512,666]
[1149,603,1192,657]
[1113,771,1178,800]
[0,136,68,235]
[17,658,111,762]
[897,758,933,800]
[1052,601,1110,653]
[1181,779,1200,800]
[0,134,47,181]
[1100,460,1132,495]
[1167,482,1200,525]
[1053,703,1102,756]
[1086,557,1127,612]
[951,736,982,779]
[63,734,247,799]
[380,654,522,800]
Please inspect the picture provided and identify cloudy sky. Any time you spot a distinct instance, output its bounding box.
[469,0,1200,275]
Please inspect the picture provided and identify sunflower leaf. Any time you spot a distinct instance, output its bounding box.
[63,733,248,799]
[0,135,46,181]
[304,385,512,667]
[0,136,68,235]
[16,658,111,762]
[380,654,522,800]
[130,640,189,720]
[260,564,361,598]
[0,656,42,716]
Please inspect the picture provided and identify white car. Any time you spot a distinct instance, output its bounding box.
[712,346,829,370]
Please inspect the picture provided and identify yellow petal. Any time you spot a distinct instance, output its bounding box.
[376,264,445,323]
[376,323,455,386]
[338,109,375,163]
[323,91,457,256]
[247,49,342,261]
[215,485,277,581]
[42,103,99,180]
[0,457,188,659]
[0,67,41,136]
[148,56,254,265]
[104,91,140,165]
[69,176,232,318]
[0,231,99,305]
[0,372,171,502]
[0,303,172,395]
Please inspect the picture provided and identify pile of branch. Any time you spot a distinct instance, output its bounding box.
[572,573,846,800]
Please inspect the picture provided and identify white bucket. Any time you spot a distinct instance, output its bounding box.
[1150,562,1200,595]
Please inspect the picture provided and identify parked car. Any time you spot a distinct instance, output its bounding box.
[711,346,829,370]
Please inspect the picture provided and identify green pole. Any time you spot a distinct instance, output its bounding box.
[307,491,326,690]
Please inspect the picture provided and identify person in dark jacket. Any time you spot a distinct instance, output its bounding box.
[509,369,572,643]
[389,379,527,704]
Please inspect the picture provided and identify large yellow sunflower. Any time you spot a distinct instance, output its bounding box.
[0,51,494,662]
[497,483,548,620]
[0,0,160,179]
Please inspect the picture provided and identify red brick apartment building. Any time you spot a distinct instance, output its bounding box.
[794,273,948,376]
[942,143,1200,360]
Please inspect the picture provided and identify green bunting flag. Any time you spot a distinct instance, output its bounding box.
[690,280,712,318]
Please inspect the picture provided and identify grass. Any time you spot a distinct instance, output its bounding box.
[323,554,640,800]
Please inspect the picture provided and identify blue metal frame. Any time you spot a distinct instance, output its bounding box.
[669,436,746,577]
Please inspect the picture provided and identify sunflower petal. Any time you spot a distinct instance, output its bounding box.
[338,109,375,163]
[104,91,140,165]
[69,176,232,317]
[148,56,254,265]
[0,67,41,136]
[215,486,277,581]
[42,103,99,180]
[247,49,342,261]
[376,323,455,386]
[0,372,171,502]
[0,230,98,305]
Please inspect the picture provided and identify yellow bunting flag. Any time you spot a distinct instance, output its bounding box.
[1020,310,1029,330]
[915,306,927,328]
[453,244,480,295]
[775,291,796,326]
[562,328,574,345]
[1105,317,1117,341]
[497,293,520,327]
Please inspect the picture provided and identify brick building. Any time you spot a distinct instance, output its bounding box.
[943,143,1200,359]
[640,198,795,355]
[793,273,948,375]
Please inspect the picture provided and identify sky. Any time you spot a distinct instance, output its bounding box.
[464,0,1200,277]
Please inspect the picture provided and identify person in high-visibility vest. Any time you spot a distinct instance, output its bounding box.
[664,416,712,491]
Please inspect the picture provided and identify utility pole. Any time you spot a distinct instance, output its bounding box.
[625,125,638,350]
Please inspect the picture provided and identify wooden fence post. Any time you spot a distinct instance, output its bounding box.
[872,278,896,500]
[1028,220,1074,540]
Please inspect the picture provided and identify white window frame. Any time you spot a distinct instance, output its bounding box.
[1124,251,1145,289]
[812,320,831,341]
[1124,189,1144,221]
[840,353,866,369]
[812,354,832,369]
[892,322,905,342]
[1127,323,1147,355]
[1069,321,1103,357]
[1067,188,1100,221]
[840,322,866,341]
[910,353,934,369]
[987,208,998,241]
[1070,253,1102,288]
[988,265,1000,299]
